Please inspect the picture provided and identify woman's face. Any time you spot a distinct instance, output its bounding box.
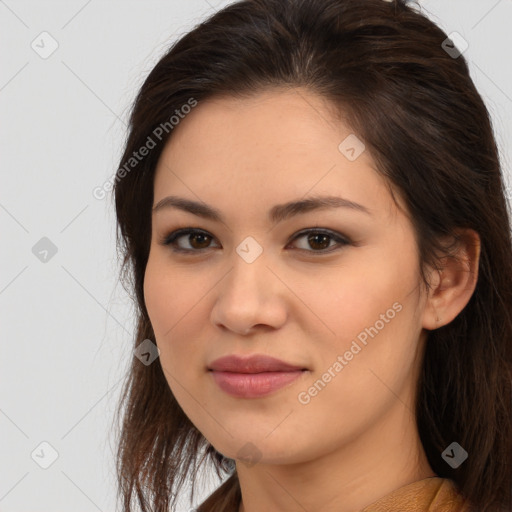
[144,88,431,466]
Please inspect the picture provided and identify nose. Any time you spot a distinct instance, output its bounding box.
[210,252,288,335]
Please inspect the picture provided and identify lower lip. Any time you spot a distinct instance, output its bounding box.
[210,370,305,398]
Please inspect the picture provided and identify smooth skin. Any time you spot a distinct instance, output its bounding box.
[143,87,480,512]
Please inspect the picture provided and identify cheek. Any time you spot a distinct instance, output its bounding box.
[143,259,170,338]
[144,252,199,331]
[301,245,422,396]
[143,257,202,362]
[143,257,211,417]
[306,251,415,346]
[293,299,421,450]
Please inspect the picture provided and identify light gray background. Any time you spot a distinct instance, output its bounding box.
[1,1,511,511]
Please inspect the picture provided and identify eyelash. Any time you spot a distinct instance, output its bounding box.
[159,227,351,255]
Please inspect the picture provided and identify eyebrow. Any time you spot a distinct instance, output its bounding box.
[152,194,372,224]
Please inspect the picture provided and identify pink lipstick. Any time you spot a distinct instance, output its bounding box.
[208,354,307,398]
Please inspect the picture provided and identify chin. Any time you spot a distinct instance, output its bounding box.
[206,433,309,468]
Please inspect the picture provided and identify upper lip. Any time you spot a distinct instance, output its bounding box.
[208,354,306,373]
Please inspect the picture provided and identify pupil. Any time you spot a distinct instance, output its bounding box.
[309,233,329,250]
[191,234,210,248]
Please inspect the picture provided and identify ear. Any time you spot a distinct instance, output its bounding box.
[421,229,481,331]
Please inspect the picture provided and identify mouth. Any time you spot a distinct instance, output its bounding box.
[208,354,308,398]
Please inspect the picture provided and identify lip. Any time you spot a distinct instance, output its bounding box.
[208,354,308,398]
[208,354,306,373]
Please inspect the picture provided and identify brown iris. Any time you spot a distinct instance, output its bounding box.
[187,233,212,249]
[307,233,331,251]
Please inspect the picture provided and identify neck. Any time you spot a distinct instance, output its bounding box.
[236,400,436,512]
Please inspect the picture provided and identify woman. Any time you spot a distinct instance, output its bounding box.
[112,0,512,511]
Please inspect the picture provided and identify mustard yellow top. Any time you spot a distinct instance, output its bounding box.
[196,475,472,512]
[361,477,471,511]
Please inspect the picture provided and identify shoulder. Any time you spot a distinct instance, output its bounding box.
[360,477,472,512]
[196,475,471,512]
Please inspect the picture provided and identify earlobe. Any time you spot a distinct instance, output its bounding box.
[421,229,481,331]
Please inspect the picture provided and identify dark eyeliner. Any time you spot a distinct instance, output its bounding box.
[287,228,351,253]
[160,227,351,253]
[159,228,215,253]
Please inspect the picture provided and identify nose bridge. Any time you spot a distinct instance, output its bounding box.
[211,241,286,332]
[224,241,269,300]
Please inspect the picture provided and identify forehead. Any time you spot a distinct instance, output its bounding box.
[158,88,349,166]
[153,88,400,221]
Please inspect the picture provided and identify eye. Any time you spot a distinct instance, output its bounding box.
[160,228,351,254]
[289,228,350,253]
[160,228,219,252]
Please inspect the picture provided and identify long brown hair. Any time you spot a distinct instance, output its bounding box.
[112,0,512,510]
